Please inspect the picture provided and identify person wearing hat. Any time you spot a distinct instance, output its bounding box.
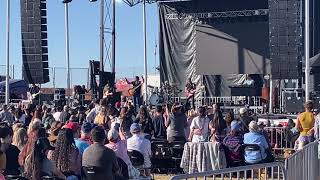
[223,121,244,167]
[74,122,92,155]
[127,123,151,177]
[24,137,66,180]
[239,107,254,133]
[243,121,273,164]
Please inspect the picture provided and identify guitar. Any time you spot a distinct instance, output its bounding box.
[185,86,205,98]
[29,91,40,100]
[128,83,143,96]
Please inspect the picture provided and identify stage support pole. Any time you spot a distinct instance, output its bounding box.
[143,0,148,104]
[64,3,71,104]
[112,0,116,75]
[269,75,273,114]
[5,0,10,104]
[305,0,310,101]
[100,0,104,72]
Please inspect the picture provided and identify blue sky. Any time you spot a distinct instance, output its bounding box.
[0,0,158,87]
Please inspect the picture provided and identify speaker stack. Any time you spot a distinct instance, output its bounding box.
[54,88,66,107]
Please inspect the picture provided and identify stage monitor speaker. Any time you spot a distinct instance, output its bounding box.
[284,92,304,113]
[269,0,302,79]
[21,0,49,84]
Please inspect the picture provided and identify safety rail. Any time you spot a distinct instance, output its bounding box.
[285,140,319,180]
[170,162,286,180]
[264,127,295,151]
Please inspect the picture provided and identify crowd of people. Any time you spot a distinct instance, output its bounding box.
[0,96,318,179]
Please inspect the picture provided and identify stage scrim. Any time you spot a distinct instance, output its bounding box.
[159,0,269,96]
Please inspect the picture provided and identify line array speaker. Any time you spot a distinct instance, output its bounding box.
[21,0,49,84]
[269,0,303,79]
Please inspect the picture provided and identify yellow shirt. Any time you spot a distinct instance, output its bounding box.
[299,112,315,136]
[0,152,6,171]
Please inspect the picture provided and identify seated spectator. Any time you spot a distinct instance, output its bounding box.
[82,126,120,180]
[12,127,28,151]
[48,128,81,178]
[74,122,92,155]
[223,121,244,167]
[189,106,210,142]
[165,104,188,143]
[244,121,273,164]
[106,128,140,179]
[24,138,65,180]
[151,105,167,140]
[127,123,152,176]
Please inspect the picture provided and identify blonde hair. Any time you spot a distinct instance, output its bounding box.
[27,120,41,134]
[12,123,24,133]
[12,128,28,151]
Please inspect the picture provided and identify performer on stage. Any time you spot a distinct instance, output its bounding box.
[185,78,196,110]
[126,76,144,110]
[29,83,41,104]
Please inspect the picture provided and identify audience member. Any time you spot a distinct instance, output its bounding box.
[12,127,28,151]
[189,106,210,142]
[0,105,14,125]
[24,138,66,180]
[151,105,167,139]
[127,123,151,176]
[49,128,81,178]
[82,126,120,180]
[60,106,71,123]
[296,101,315,149]
[165,104,188,143]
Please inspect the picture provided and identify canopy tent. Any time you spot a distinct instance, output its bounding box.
[310,53,320,67]
[0,79,29,100]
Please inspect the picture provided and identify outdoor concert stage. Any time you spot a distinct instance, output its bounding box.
[158,0,320,113]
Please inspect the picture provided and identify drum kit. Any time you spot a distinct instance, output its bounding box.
[148,82,182,106]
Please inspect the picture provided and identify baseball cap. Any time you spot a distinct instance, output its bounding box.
[130,123,141,133]
[239,108,247,115]
[107,128,119,141]
[81,122,93,134]
[231,121,241,132]
[64,122,80,132]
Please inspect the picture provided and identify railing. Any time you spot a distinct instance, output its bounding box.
[264,127,295,151]
[170,162,286,180]
[285,140,319,180]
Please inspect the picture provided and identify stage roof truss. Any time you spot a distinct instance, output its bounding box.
[165,9,269,21]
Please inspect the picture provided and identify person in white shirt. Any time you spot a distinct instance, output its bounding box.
[86,100,100,123]
[127,123,151,176]
[189,106,210,142]
[243,75,255,86]
[53,106,62,121]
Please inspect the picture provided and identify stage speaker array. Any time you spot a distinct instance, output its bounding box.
[269,0,303,79]
[21,0,49,84]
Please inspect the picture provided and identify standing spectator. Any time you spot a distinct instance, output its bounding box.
[135,106,152,135]
[42,108,55,129]
[224,112,235,134]
[24,138,66,180]
[83,126,120,180]
[94,106,111,130]
[59,106,71,123]
[119,107,133,138]
[71,122,90,155]
[78,122,93,145]
[77,106,86,125]
[296,101,315,149]
[86,99,100,123]
[127,123,152,177]
[0,125,20,175]
[14,108,25,124]
[49,128,81,178]
[165,104,188,143]
[189,106,210,142]
[151,105,167,139]
[24,106,33,127]
[12,127,28,151]
[239,108,254,133]
[53,106,62,122]
[0,105,14,125]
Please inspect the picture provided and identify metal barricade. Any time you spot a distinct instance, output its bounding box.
[170,162,286,180]
[263,127,295,151]
[285,141,319,180]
